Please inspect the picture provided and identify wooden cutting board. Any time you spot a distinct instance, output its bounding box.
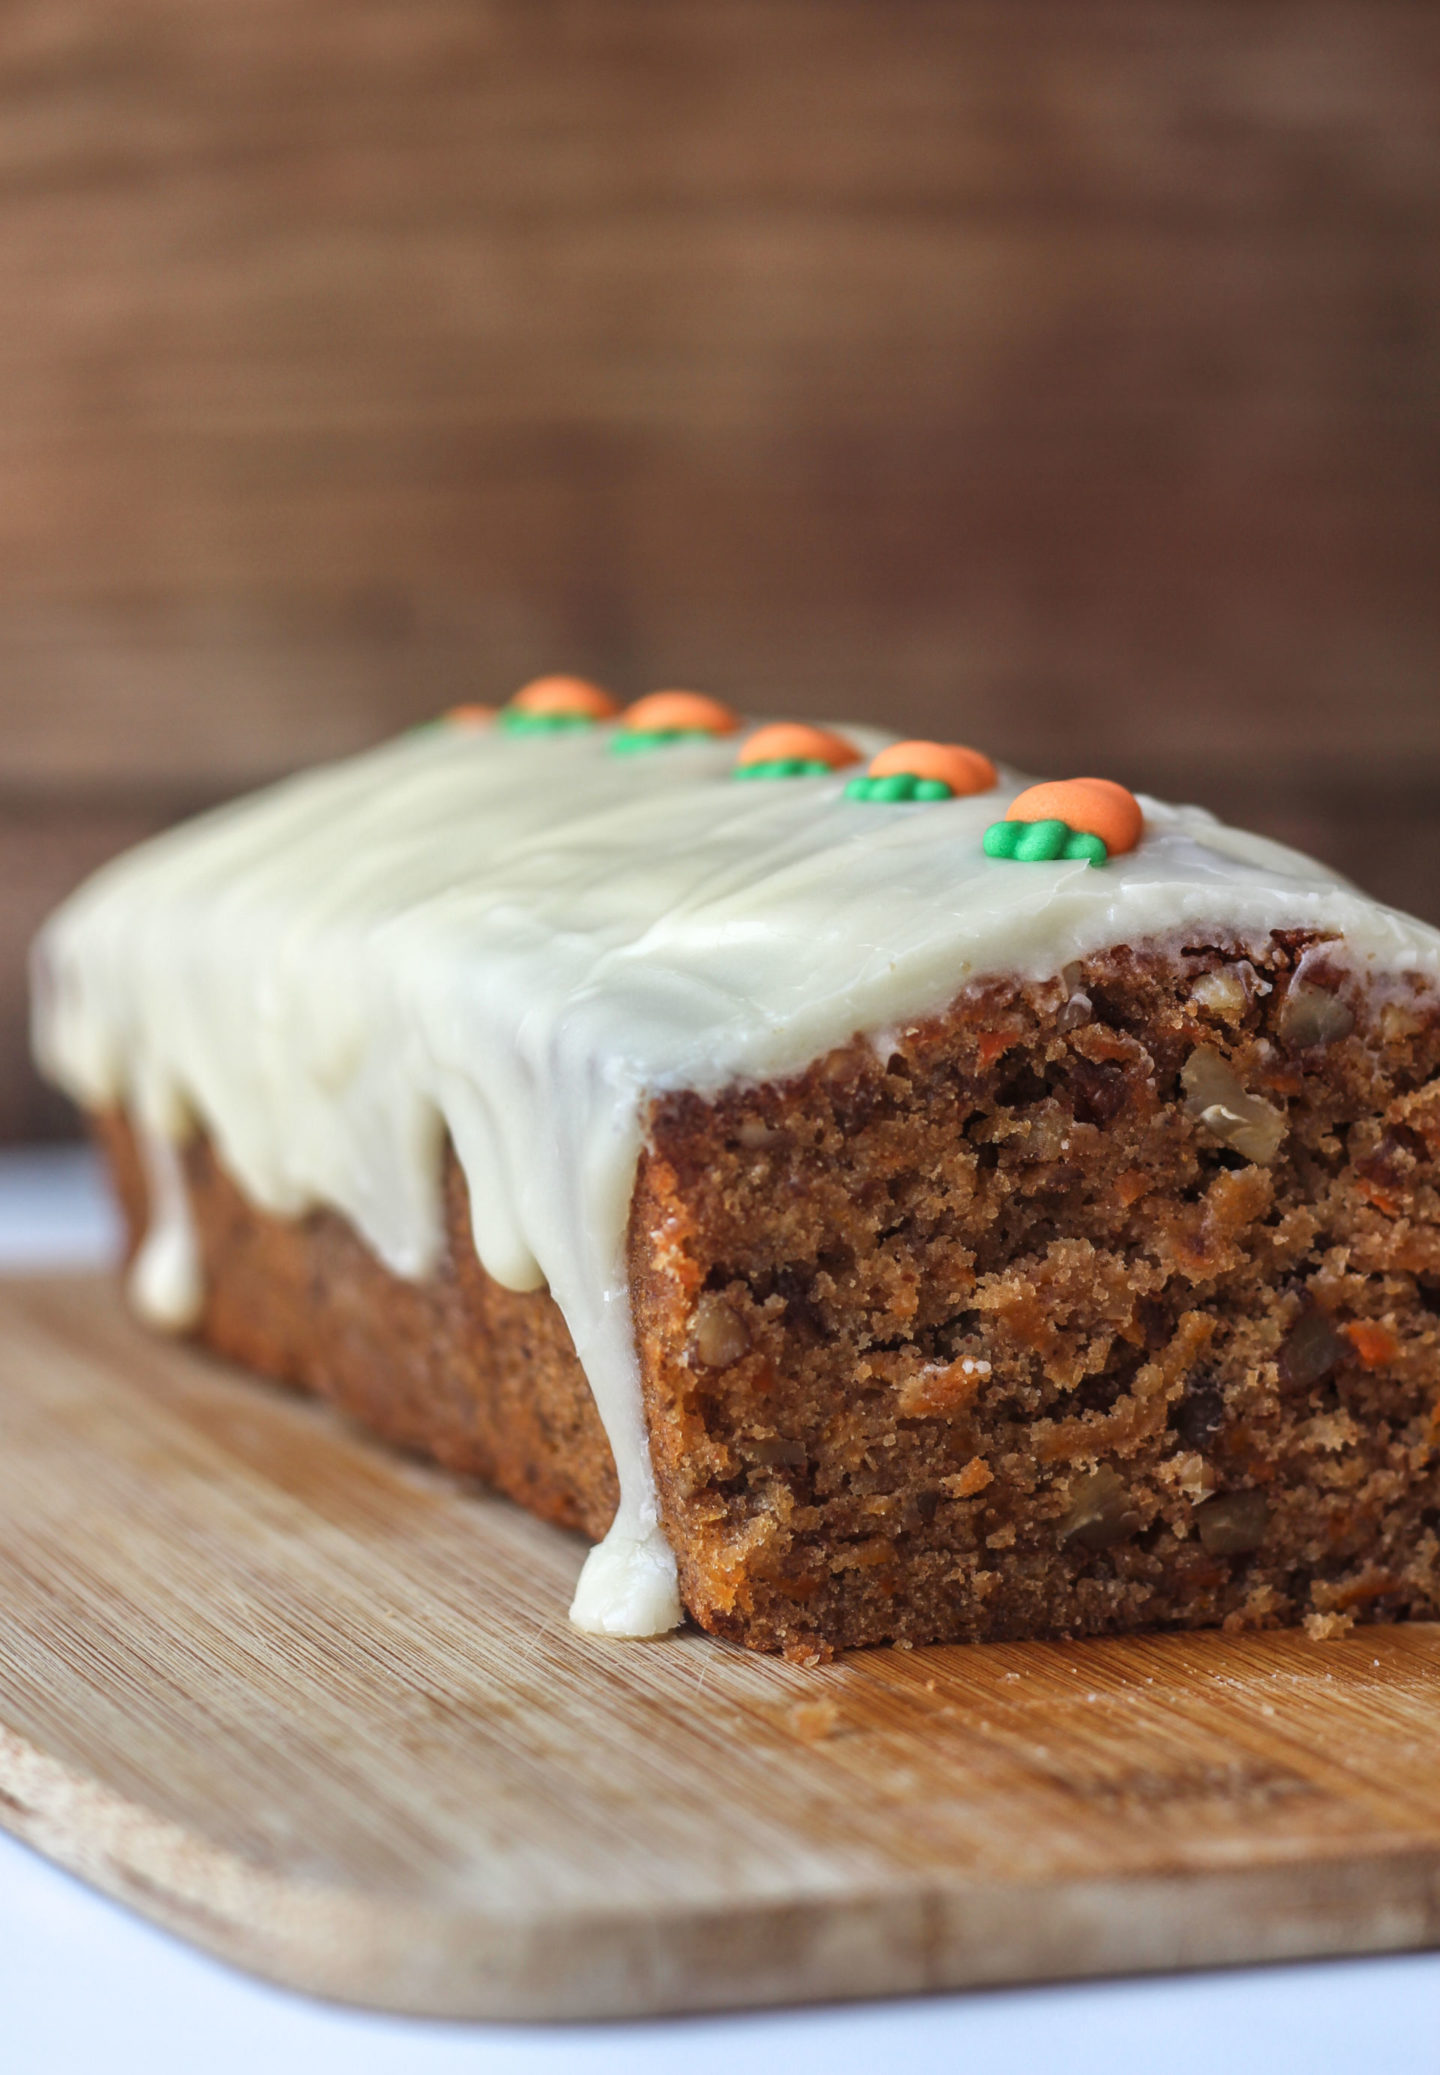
[2,1275,1440,2020]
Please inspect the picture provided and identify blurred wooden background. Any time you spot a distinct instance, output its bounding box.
[2,1,1438,1136]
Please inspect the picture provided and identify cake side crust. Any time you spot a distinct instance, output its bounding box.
[94,1110,621,1544]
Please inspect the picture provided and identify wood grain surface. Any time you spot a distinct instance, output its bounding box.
[1,1,1438,1136]
[3,1273,1440,2019]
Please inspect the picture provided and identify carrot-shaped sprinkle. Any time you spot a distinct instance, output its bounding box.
[612,690,739,754]
[1010,779,1143,854]
[846,739,997,803]
[983,777,1143,868]
[733,722,862,780]
[501,675,620,734]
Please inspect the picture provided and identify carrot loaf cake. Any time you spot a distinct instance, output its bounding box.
[30,680,1440,1656]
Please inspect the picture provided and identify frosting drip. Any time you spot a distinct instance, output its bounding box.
[30,718,1440,1635]
[128,1122,203,1331]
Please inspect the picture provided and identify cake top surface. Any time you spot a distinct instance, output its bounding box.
[31,694,1440,1637]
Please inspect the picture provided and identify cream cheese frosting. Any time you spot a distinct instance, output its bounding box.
[30,715,1440,1636]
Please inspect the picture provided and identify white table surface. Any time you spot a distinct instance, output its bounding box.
[1,1146,1436,2075]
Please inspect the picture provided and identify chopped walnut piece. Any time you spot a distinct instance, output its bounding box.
[1058,1465,1139,1551]
[751,1435,807,1469]
[1171,1451,1216,1502]
[691,1293,751,1368]
[1181,1045,1287,1165]
[1190,969,1249,1022]
[1277,1306,1346,1395]
[735,1116,787,1151]
[1277,981,1355,1051]
[1195,1489,1269,1556]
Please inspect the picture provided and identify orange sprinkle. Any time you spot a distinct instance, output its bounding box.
[867,740,998,795]
[1342,1320,1399,1369]
[619,689,739,736]
[735,722,862,770]
[508,674,619,720]
[1006,777,1143,857]
[445,703,495,729]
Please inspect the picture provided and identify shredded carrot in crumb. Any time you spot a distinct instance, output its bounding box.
[1329,1569,1401,1612]
[1258,1071,1304,1099]
[1114,1169,1149,1207]
[945,1457,994,1498]
[1343,1320,1399,1369]
[1356,1177,1401,1217]
[975,1029,1015,1070]
[1080,1029,1135,1063]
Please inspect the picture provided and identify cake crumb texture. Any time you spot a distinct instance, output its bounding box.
[631,932,1440,1653]
[97,1109,621,1543]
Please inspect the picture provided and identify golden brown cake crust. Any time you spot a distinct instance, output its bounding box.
[97,928,1440,1658]
[96,1111,620,1542]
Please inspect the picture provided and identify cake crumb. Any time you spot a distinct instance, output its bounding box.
[1304,1610,1356,1641]
[786,1698,841,1743]
[782,1634,833,1667]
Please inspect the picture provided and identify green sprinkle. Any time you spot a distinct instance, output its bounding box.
[1013,819,1069,860]
[732,757,834,781]
[982,819,1023,857]
[1062,828,1109,865]
[983,818,1110,867]
[610,727,715,755]
[499,710,599,735]
[846,771,957,803]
